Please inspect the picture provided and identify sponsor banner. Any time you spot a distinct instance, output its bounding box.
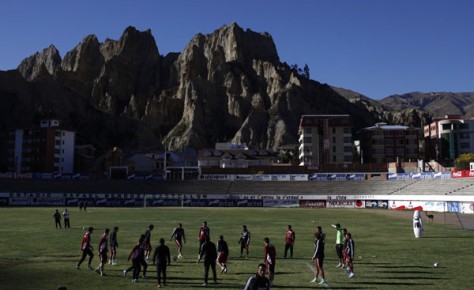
[263,199,299,207]
[291,174,308,181]
[388,173,411,180]
[127,174,164,180]
[433,172,451,179]
[0,172,15,179]
[328,174,347,181]
[365,200,389,209]
[235,199,263,207]
[327,200,354,208]
[150,199,181,207]
[347,174,366,181]
[271,174,291,181]
[309,174,328,181]
[182,199,207,207]
[207,199,237,207]
[234,175,253,181]
[447,201,460,213]
[462,202,474,214]
[354,200,365,208]
[299,200,326,208]
[389,200,446,212]
[451,170,474,178]
[31,197,65,206]
[199,174,233,181]
[0,197,9,206]
[123,198,144,207]
[254,175,272,181]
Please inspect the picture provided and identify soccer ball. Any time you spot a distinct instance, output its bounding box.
[433,262,438,268]
[173,256,177,262]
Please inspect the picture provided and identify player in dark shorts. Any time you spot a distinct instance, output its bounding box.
[239,225,251,258]
[217,235,229,273]
[144,224,154,262]
[109,226,119,265]
[344,232,355,279]
[76,227,94,269]
[95,228,109,276]
[263,237,276,283]
[170,223,186,259]
[198,221,210,255]
[311,231,326,284]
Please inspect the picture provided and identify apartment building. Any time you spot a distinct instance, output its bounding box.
[298,115,353,166]
[8,120,75,173]
[359,123,419,163]
[424,115,474,162]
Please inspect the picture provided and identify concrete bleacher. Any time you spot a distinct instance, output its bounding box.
[2,177,472,197]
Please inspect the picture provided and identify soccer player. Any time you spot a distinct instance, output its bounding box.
[263,237,276,283]
[238,225,251,258]
[331,223,345,268]
[344,232,355,278]
[197,236,217,287]
[316,226,326,244]
[170,223,186,259]
[152,238,171,288]
[62,209,70,229]
[95,228,110,276]
[127,234,146,283]
[198,221,210,254]
[244,263,271,290]
[53,209,62,229]
[217,235,229,273]
[76,227,94,270]
[144,224,154,261]
[284,225,295,258]
[109,226,119,265]
[311,231,326,284]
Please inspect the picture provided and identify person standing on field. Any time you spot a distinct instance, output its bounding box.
[95,228,109,276]
[331,223,345,268]
[217,235,229,274]
[153,238,171,288]
[62,209,70,228]
[198,221,210,254]
[344,232,355,279]
[144,224,154,261]
[197,235,217,287]
[109,227,119,265]
[284,225,295,258]
[263,237,276,284]
[311,231,326,284]
[76,227,94,270]
[170,223,186,259]
[127,234,146,283]
[53,209,62,229]
[244,263,271,290]
[239,225,251,258]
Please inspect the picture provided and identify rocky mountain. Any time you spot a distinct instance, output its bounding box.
[0,23,471,170]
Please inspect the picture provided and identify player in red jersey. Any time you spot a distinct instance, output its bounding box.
[76,227,94,270]
[95,228,110,276]
[263,237,276,283]
[198,221,210,254]
[284,225,295,258]
[217,235,229,273]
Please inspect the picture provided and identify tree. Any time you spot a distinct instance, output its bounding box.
[454,153,474,170]
[303,64,310,79]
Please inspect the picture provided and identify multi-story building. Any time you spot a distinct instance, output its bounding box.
[298,115,353,166]
[424,115,474,163]
[8,120,75,173]
[359,123,419,164]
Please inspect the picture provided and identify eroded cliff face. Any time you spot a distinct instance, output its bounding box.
[11,23,381,152]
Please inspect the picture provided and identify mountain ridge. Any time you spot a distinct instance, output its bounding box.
[0,23,472,170]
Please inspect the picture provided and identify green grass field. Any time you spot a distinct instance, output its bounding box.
[0,207,472,290]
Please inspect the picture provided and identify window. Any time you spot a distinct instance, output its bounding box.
[344,146,352,152]
[442,124,451,130]
[304,128,312,134]
[344,156,352,162]
[344,137,352,143]
[332,128,336,134]
[304,137,312,143]
[460,143,470,149]
[344,128,351,134]
[332,137,336,143]
[332,146,336,153]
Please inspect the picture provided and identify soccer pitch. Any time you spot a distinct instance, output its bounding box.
[0,207,471,290]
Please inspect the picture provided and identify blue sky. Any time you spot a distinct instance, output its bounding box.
[1,0,473,99]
